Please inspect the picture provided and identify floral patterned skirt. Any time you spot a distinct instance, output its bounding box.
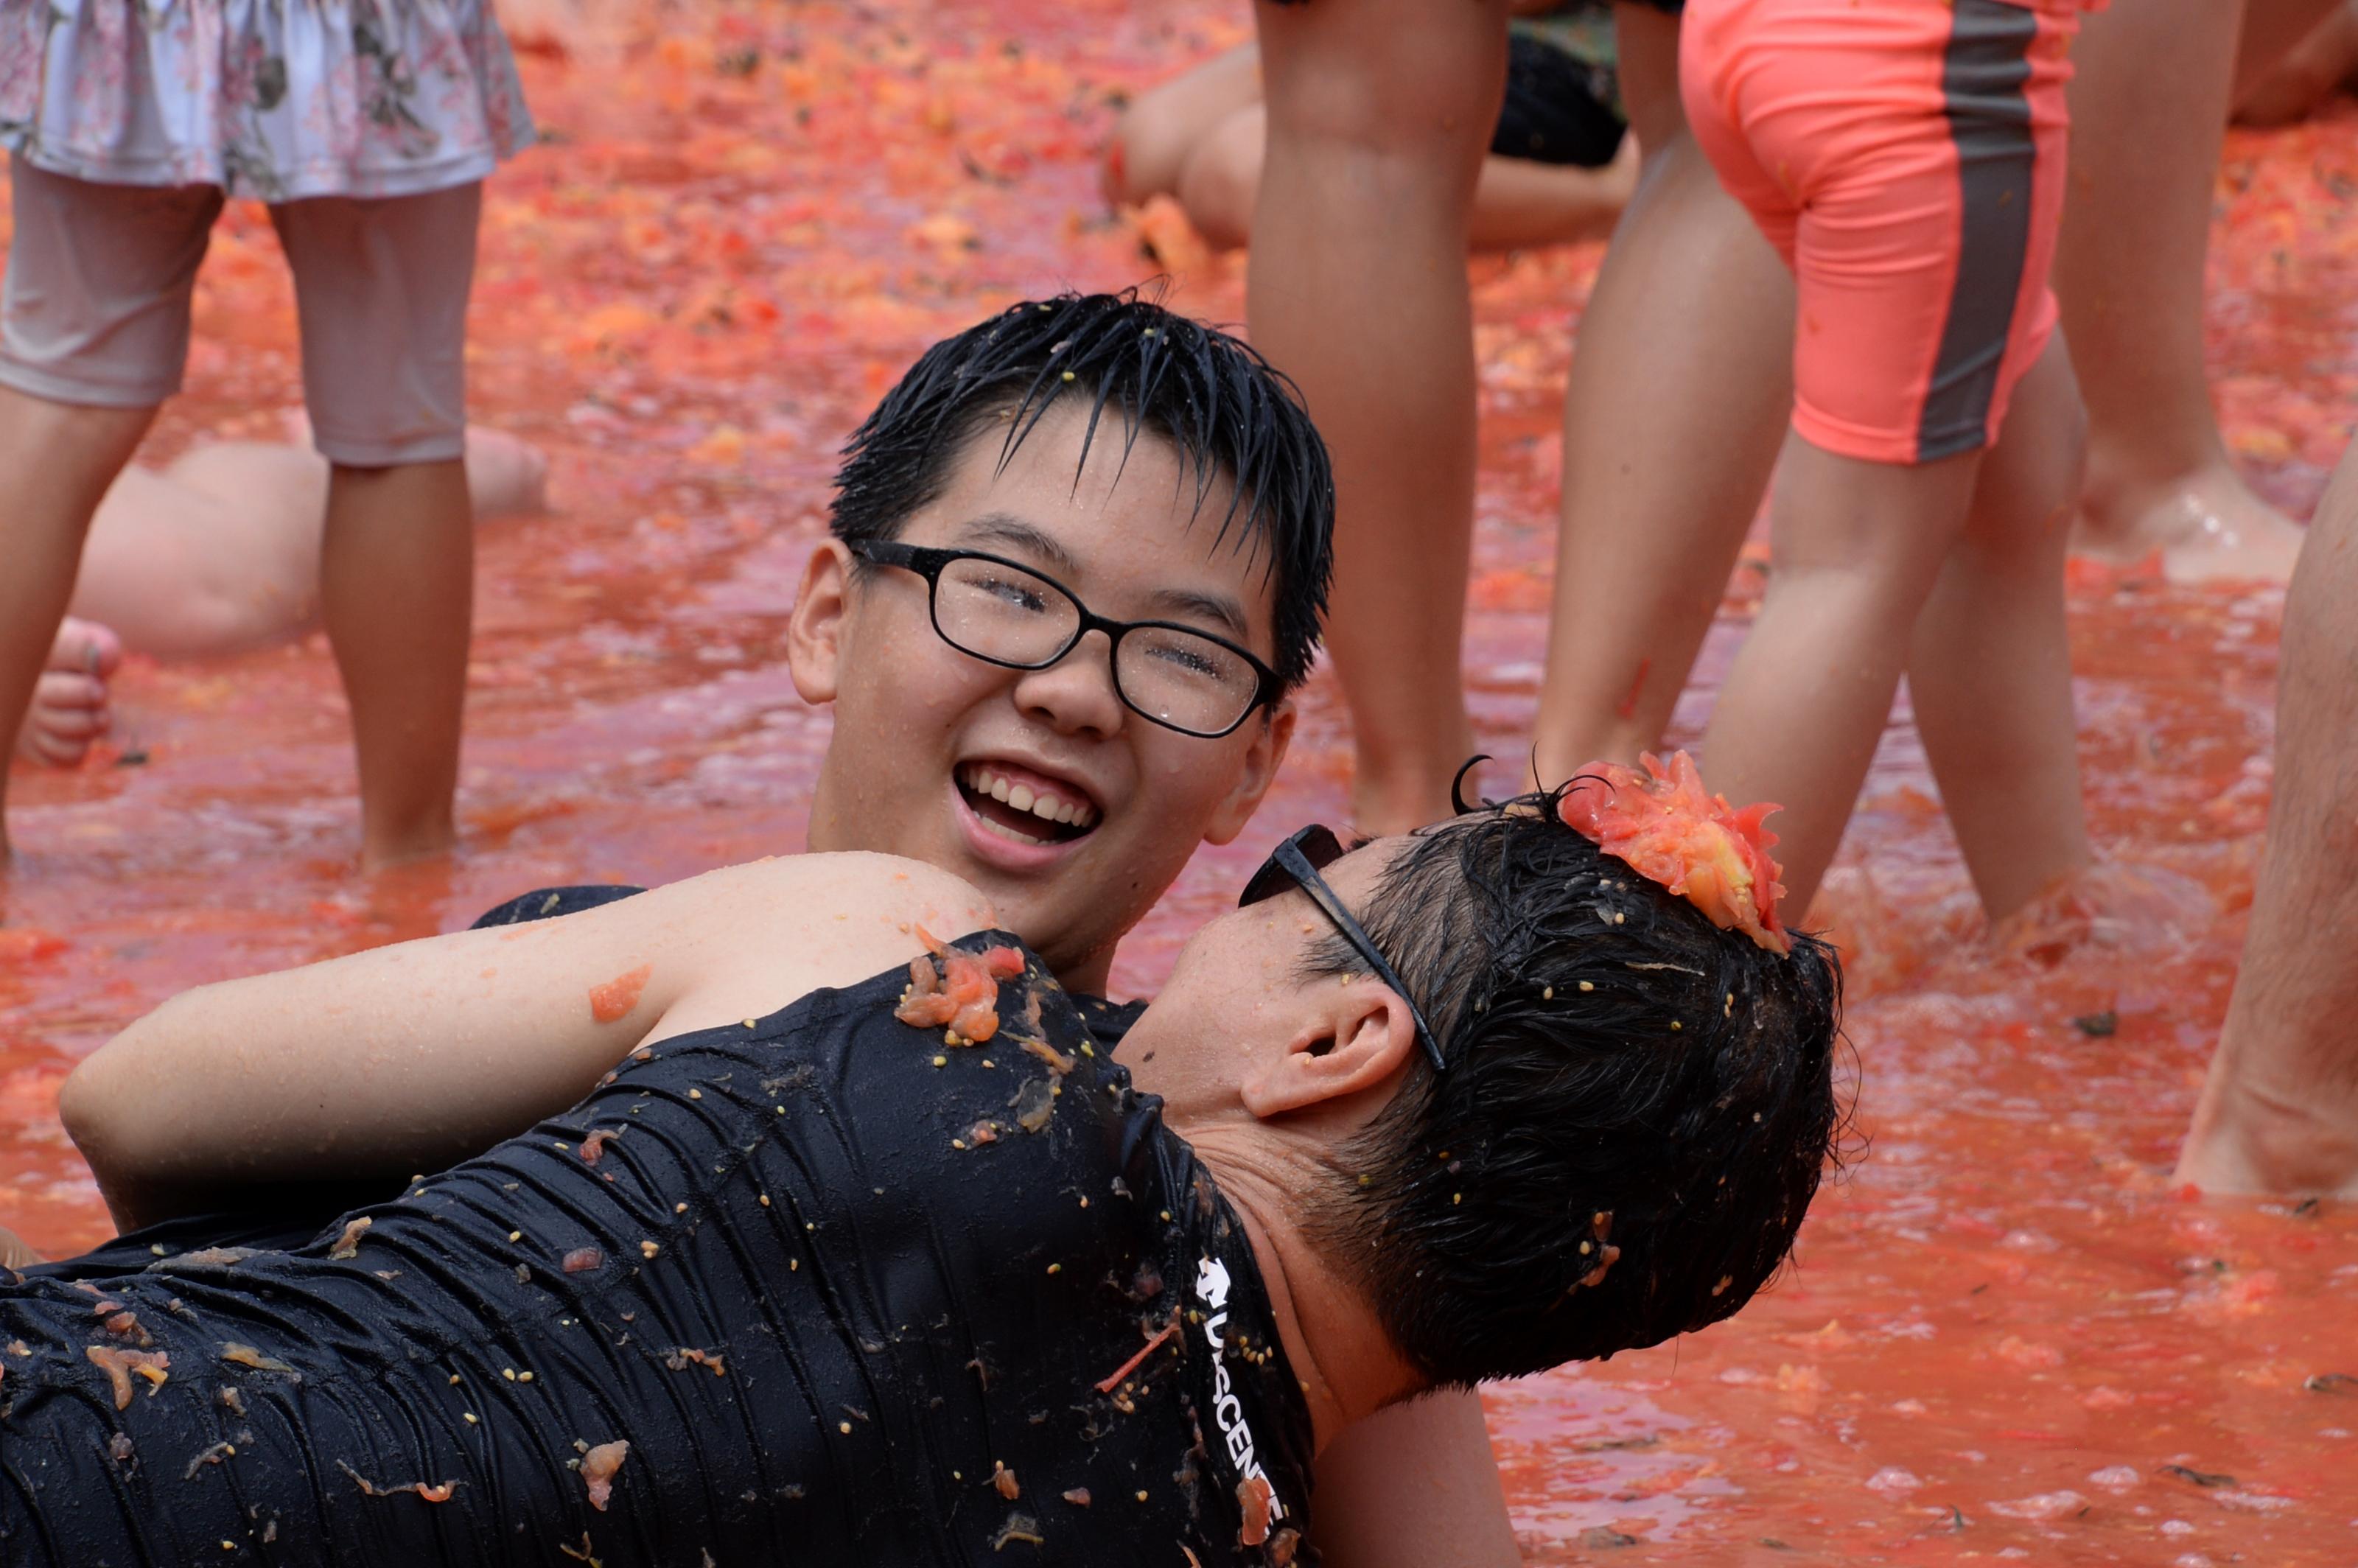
[0,0,534,201]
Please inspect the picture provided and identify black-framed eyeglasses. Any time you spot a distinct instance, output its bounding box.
[1240,825,1446,1073]
[847,539,1284,739]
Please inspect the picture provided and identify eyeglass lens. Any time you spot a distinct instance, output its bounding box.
[928,556,1262,737]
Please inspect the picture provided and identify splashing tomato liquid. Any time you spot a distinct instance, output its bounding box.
[1,3,2351,1559]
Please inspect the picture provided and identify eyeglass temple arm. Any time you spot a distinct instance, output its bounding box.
[1270,840,1448,1073]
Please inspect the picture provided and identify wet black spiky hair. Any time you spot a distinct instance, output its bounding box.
[830,290,1334,691]
[1303,786,1849,1388]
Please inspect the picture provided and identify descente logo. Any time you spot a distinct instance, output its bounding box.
[1194,1256,1287,1526]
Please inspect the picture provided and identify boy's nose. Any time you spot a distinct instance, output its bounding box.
[1010,629,1127,738]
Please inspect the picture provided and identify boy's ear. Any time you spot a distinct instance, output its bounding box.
[786,540,856,705]
[1238,970,1417,1122]
[1202,699,1295,847]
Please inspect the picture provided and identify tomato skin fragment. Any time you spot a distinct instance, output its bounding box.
[588,963,654,1023]
[85,1345,169,1410]
[895,931,1014,1043]
[329,1216,372,1260]
[220,1343,298,1374]
[581,1440,631,1511]
[1237,1474,1274,1546]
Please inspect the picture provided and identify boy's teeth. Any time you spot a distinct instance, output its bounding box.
[962,765,1095,831]
[977,813,1049,845]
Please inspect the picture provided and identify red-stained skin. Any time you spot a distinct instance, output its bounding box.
[1,4,2354,1560]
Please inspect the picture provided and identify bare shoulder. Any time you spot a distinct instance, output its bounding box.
[694,852,996,938]
[643,853,1001,1037]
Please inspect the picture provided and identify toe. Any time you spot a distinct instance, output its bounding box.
[51,617,124,679]
[37,701,110,741]
[32,671,107,713]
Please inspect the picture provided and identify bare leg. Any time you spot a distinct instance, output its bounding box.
[1906,339,2094,921]
[1531,4,1795,783]
[74,429,544,658]
[2233,0,2358,126]
[320,460,472,869]
[1178,104,1637,254]
[1248,0,1507,834]
[1700,441,1984,917]
[0,386,156,860]
[2060,0,2320,581]
[1107,44,1265,206]
[1463,136,1639,253]
[2234,0,2352,101]
[2176,444,2358,1197]
[13,618,122,767]
[74,453,321,655]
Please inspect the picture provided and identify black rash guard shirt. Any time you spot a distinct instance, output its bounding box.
[0,937,1315,1567]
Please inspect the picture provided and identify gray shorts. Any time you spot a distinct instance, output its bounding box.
[0,155,478,466]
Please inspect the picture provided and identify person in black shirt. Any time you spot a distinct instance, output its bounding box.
[14,774,1842,1567]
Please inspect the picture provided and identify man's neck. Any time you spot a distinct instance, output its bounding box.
[1178,1126,1422,1452]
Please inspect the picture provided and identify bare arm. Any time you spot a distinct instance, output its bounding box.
[1312,1389,1522,1568]
[58,853,994,1232]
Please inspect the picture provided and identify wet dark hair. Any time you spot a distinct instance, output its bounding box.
[830,291,1334,691]
[1305,787,1847,1388]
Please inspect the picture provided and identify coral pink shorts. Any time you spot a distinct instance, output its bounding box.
[1682,0,2082,464]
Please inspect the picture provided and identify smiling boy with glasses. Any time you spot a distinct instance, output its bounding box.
[13,285,1844,1555]
[11,295,1542,1566]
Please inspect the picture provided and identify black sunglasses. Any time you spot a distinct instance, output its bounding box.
[846,539,1284,739]
[1240,825,1446,1073]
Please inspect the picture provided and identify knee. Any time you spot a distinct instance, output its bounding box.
[1108,97,1191,205]
[1175,122,1263,248]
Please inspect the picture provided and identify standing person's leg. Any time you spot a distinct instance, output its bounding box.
[2060,0,2334,580]
[1905,338,2093,922]
[273,184,482,869]
[1681,0,2079,917]
[2177,443,2358,1197]
[1530,2,1796,784]
[1248,0,1508,835]
[0,159,222,858]
[1703,443,1981,914]
[1176,105,1640,256]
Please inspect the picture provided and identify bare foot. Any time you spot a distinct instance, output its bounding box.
[13,617,121,768]
[2176,1072,2358,1198]
[1987,858,2217,967]
[2072,462,2307,584]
